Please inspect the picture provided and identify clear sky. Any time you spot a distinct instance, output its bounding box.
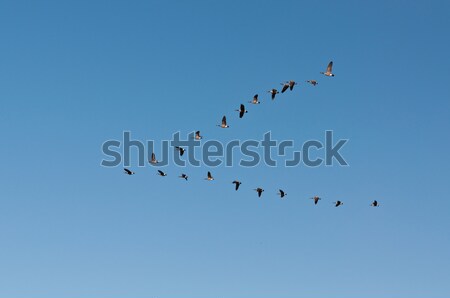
[1,0,450,297]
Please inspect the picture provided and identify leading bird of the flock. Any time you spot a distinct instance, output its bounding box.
[217,115,230,128]
[334,200,343,207]
[157,170,167,177]
[194,130,202,140]
[320,61,335,77]
[311,196,321,205]
[124,168,135,175]
[236,104,248,119]
[278,189,287,198]
[205,171,214,181]
[248,94,260,104]
[232,180,242,191]
[179,173,188,181]
[306,80,318,86]
[371,200,379,207]
[281,80,297,93]
[175,146,185,156]
[254,187,264,198]
[149,152,158,165]
[268,88,279,100]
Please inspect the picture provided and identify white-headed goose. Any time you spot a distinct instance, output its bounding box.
[124,168,135,175]
[320,61,335,77]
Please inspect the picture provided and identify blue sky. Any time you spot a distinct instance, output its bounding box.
[1,0,450,297]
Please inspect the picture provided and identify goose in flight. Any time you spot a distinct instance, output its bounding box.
[179,173,188,181]
[306,80,318,86]
[217,116,229,128]
[249,94,260,104]
[232,180,242,191]
[157,170,167,177]
[195,130,203,140]
[175,146,185,156]
[334,200,343,207]
[371,200,379,207]
[149,152,158,165]
[236,104,248,118]
[278,189,287,198]
[281,82,290,93]
[205,171,214,181]
[254,187,264,198]
[320,61,335,77]
[124,168,135,175]
[311,196,321,205]
[268,89,279,100]
[281,80,297,93]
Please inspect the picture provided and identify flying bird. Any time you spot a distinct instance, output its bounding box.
[306,80,318,86]
[254,187,264,198]
[281,82,290,93]
[123,168,135,175]
[278,189,287,198]
[232,180,242,191]
[195,130,203,140]
[371,200,379,207]
[268,89,279,100]
[149,152,158,165]
[320,61,335,77]
[249,94,260,104]
[179,173,188,181]
[157,170,167,177]
[217,116,229,128]
[175,146,185,156]
[311,196,321,205]
[236,104,248,118]
[205,171,214,181]
[334,200,343,207]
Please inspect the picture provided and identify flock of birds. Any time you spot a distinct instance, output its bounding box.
[123,61,381,208]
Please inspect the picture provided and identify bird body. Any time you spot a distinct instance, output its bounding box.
[268,89,279,100]
[217,116,229,128]
[236,104,248,118]
[371,200,379,207]
[306,80,318,86]
[157,170,167,176]
[334,200,343,207]
[249,94,260,104]
[179,173,188,181]
[149,152,158,165]
[175,146,185,156]
[311,196,321,205]
[206,171,214,181]
[278,189,287,198]
[195,130,203,140]
[124,168,135,175]
[255,187,264,197]
[232,180,242,190]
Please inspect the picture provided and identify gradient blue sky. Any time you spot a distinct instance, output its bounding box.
[1,1,450,297]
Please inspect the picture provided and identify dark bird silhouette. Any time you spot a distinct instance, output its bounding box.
[278,189,287,198]
[268,89,279,100]
[371,200,379,207]
[179,173,188,181]
[306,80,318,86]
[124,168,135,175]
[157,170,167,177]
[254,187,264,197]
[281,80,297,93]
[217,116,229,128]
[334,200,343,207]
[149,152,158,165]
[236,104,248,118]
[249,94,260,104]
[232,180,242,190]
[281,82,290,93]
[175,146,185,156]
[205,171,214,181]
[311,196,321,205]
[320,61,335,77]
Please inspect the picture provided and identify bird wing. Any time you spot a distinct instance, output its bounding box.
[208,171,212,179]
[222,116,227,126]
[158,170,164,175]
[281,84,289,93]
[327,61,333,72]
[124,168,131,174]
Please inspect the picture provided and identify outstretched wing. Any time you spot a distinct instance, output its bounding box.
[222,116,227,126]
[327,61,333,72]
